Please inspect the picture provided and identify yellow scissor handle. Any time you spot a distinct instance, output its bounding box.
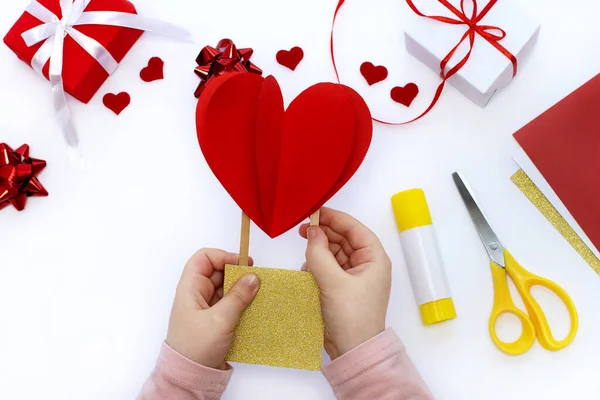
[489,260,537,355]
[503,250,578,352]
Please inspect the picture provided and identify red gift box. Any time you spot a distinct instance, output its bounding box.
[3,0,144,104]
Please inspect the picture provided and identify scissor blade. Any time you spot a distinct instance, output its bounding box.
[452,172,505,267]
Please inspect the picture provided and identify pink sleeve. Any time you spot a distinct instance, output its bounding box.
[322,328,435,400]
[138,343,233,400]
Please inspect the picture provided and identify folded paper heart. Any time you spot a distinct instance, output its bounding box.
[196,73,372,238]
[276,47,304,71]
[140,57,164,82]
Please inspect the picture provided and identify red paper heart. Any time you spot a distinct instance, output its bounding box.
[196,73,372,238]
[103,92,131,115]
[276,47,304,71]
[360,62,388,86]
[390,83,419,107]
[140,57,164,82]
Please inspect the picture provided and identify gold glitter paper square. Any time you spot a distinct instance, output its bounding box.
[511,169,600,275]
[224,265,324,370]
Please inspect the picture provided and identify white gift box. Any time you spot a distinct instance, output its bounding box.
[404,0,540,107]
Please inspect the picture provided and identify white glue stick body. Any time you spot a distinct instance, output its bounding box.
[392,189,456,325]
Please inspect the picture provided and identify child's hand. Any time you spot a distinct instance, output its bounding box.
[300,208,392,360]
[166,249,260,369]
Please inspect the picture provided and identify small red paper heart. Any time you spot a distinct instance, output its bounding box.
[276,47,304,71]
[140,57,164,82]
[103,92,131,115]
[196,73,372,238]
[360,62,388,86]
[391,83,419,107]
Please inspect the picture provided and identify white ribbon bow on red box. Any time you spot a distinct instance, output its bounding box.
[20,0,191,153]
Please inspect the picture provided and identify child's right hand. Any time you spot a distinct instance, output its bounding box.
[299,208,392,360]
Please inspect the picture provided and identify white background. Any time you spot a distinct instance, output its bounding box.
[1,0,599,399]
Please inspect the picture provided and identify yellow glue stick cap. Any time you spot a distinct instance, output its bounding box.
[420,298,457,325]
[391,189,433,232]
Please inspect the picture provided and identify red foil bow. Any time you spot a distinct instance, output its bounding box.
[330,0,517,124]
[0,143,48,211]
[194,39,263,98]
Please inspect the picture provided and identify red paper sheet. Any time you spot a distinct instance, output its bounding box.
[514,74,600,251]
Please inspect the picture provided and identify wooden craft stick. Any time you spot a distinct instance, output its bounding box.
[239,212,251,266]
[310,209,321,227]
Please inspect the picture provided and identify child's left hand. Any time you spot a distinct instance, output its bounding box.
[166,248,260,370]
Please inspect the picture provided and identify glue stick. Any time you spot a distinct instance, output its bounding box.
[391,189,456,325]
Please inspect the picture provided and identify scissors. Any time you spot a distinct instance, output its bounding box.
[452,172,578,355]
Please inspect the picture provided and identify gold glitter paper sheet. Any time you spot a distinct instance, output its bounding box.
[224,265,324,370]
[511,169,600,275]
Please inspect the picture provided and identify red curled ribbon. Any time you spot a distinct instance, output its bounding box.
[331,0,518,125]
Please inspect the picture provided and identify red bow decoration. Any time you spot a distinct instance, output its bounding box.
[0,143,48,211]
[194,39,263,98]
[331,0,517,124]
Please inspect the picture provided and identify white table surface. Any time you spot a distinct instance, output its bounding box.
[1,0,599,399]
